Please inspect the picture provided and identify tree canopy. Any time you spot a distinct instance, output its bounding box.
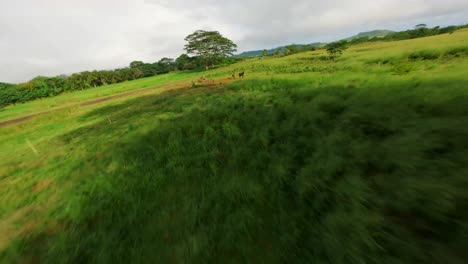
[415,23,427,29]
[184,30,237,69]
[325,40,348,60]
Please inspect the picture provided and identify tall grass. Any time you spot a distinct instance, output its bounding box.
[3,77,467,263]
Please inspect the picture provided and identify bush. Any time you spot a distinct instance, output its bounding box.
[408,50,441,60]
[326,41,348,60]
[0,83,19,108]
[443,46,468,58]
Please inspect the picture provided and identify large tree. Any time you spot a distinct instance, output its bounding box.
[325,40,348,60]
[129,61,145,69]
[153,57,175,74]
[175,54,191,70]
[184,30,237,69]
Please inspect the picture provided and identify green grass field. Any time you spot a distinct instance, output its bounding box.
[1,29,468,263]
[0,71,202,121]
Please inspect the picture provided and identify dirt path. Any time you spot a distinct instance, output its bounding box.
[0,78,231,128]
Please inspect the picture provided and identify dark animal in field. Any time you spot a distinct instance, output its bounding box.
[239,72,245,78]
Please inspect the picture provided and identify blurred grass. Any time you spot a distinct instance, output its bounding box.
[1,29,468,263]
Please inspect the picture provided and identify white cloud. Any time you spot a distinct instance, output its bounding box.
[0,0,467,83]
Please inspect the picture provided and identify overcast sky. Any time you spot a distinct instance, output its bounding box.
[1,0,467,83]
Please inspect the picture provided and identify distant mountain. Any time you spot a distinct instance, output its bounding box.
[236,42,324,57]
[343,30,394,41]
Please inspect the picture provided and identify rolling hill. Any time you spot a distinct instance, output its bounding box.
[342,29,394,40]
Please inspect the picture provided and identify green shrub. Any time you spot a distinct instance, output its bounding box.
[408,50,441,61]
[0,84,19,107]
[443,46,468,58]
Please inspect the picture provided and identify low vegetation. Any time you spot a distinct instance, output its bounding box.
[0,28,467,263]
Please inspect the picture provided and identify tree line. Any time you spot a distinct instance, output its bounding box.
[0,57,191,108]
[0,67,145,108]
[259,44,318,58]
[347,24,468,45]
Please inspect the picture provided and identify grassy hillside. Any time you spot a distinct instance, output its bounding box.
[1,29,468,263]
[0,72,201,121]
[237,29,395,58]
[343,30,394,40]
